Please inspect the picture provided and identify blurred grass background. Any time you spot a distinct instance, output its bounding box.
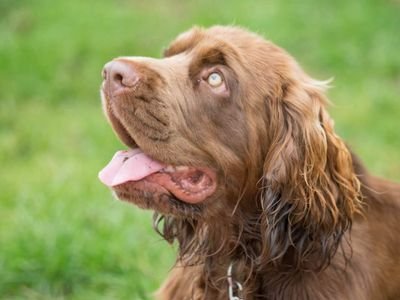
[0,0,399,299]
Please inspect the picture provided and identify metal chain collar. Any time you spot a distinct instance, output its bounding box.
[227,263,244,300]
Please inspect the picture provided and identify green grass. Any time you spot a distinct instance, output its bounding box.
[0,0,399,299]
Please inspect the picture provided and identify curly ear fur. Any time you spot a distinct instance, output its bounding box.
[260,75,363,271]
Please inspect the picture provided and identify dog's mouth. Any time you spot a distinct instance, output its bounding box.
[99,148,217,204]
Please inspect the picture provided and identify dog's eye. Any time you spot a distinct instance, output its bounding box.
[207,72,223,87]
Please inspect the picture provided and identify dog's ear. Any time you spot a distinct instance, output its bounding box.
[259,74,362,270]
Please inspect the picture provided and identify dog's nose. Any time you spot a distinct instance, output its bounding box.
[102,60,139,93]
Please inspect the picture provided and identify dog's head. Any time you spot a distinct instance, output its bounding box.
[99,26,362,270]
[100,26,267,217]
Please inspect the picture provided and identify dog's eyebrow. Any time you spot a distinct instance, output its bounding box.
[196,47,226,66]
[188,46,227,79]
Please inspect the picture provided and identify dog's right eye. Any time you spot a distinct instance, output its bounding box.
[206,72,223,87]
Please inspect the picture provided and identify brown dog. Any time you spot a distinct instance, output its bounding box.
[99,26,400,299]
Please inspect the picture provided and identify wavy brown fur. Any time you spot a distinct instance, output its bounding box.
[100,26,400,300]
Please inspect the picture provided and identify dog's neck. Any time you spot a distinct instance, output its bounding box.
[155,151,369,298]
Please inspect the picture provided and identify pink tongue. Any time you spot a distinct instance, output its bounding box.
[98,148,165,187]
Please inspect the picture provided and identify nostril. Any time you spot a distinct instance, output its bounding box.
[113,73,124,85]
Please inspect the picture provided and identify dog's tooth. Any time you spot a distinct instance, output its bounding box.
[163,166,176,173]
[176,166,190,172]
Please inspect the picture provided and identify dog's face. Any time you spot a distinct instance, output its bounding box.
[99,26,359,228]
[99,25,362,272]
[99,26,273,217]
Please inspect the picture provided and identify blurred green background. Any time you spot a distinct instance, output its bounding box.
[0,0,399,299]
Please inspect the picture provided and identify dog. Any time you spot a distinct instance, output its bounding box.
[99,26,400,299]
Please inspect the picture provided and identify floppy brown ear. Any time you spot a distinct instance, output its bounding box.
[260,75,362,271]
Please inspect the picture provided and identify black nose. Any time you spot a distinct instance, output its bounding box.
[102,60,139,93]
